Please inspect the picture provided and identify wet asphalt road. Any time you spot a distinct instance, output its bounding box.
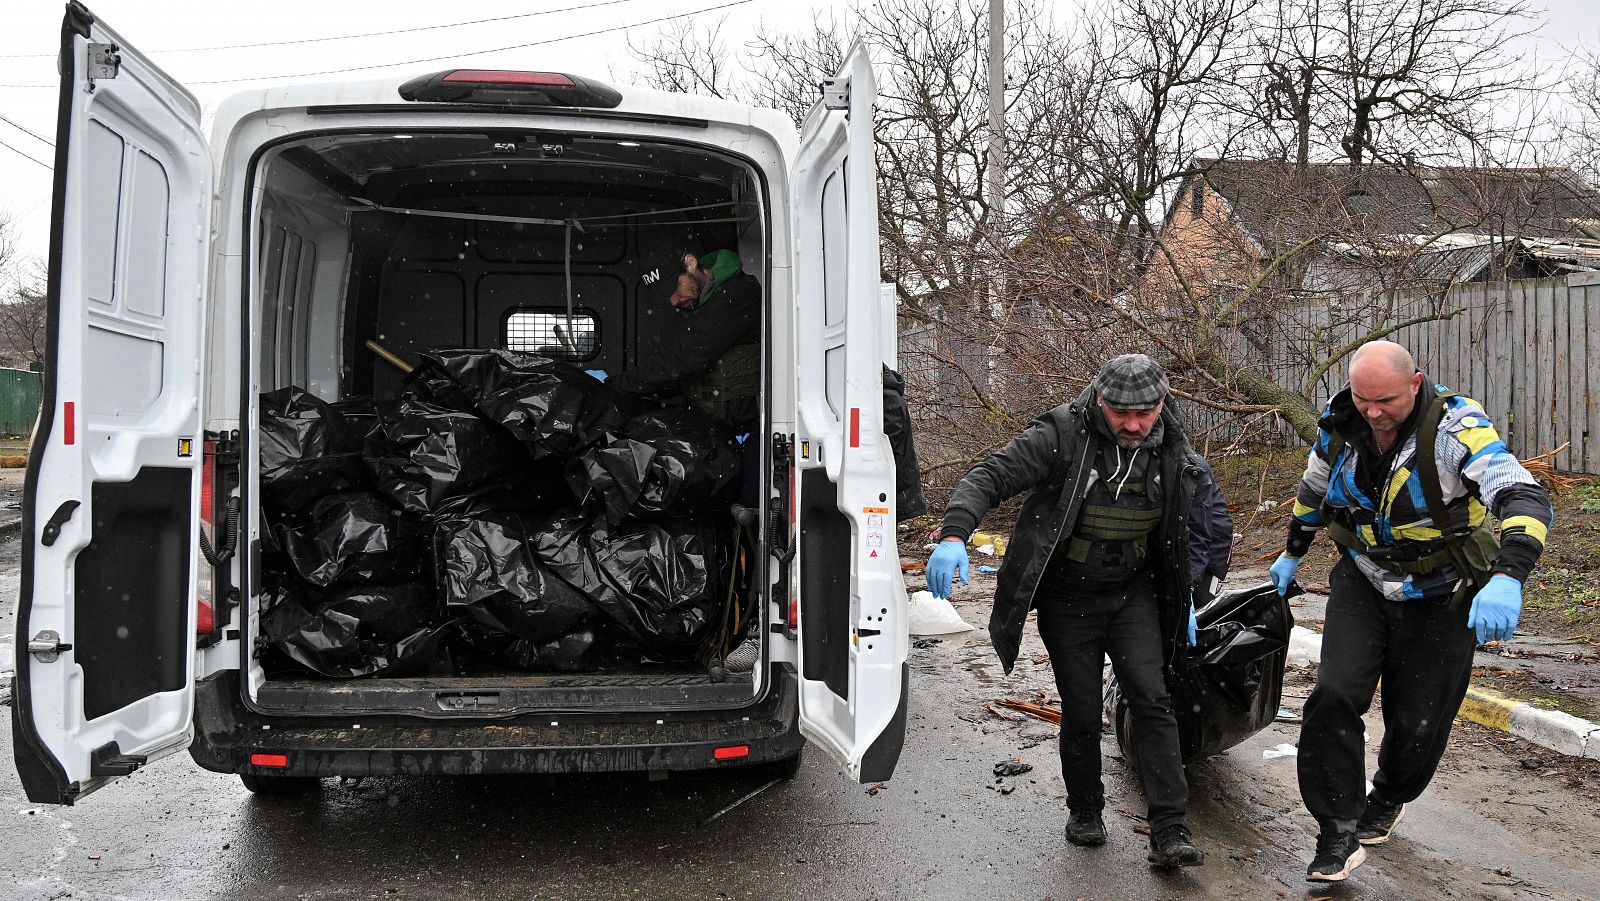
[4,536,1600,900]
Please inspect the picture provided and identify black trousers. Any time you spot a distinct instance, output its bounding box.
[1034,575,1188,832]
[1298,555,1478,835]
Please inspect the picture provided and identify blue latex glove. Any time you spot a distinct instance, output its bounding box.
[1468,574,1522,645]
[1187,604,1198,646]
[1269,553,1302,596]
[585,369,608,382]
[926,539,969,599]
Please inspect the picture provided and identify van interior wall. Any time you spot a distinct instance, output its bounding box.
[350,187,741,400]
[250,136,767,692]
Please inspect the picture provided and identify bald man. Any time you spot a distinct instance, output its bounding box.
[1268,341,1553,882]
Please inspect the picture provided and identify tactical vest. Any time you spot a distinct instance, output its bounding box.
[1321,385,1498,605]
[686,343,760,422]
[1053,445,1165,591]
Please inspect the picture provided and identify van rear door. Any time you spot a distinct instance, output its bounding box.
[12,2,211,805]
[789,42,908,784]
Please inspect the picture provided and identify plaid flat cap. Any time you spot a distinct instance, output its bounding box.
[1093,353,1169,410]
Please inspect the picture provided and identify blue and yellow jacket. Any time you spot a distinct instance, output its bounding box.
[1285,379,1551,600]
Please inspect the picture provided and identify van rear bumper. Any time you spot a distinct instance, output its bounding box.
[188,666,803,777]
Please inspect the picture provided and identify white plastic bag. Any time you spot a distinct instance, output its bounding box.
[908,589,975,636]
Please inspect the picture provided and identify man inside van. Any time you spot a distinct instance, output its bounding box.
[596,249,762,433]
[925,354,1219,869]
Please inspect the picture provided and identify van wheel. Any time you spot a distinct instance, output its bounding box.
[239,772,319,797]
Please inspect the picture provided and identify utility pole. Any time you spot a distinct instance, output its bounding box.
[985,0,1005,391]
[986,0,1005,226]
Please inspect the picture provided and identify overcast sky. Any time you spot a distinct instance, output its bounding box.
[3,0,1600,272]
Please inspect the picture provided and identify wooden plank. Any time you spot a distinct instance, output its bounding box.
[1489,282,1511,426]
[1537,279,1557,455]
[1511,281,1531,453]
[1556,279,1574,471]
[1566,280,1586,473]
[1580,284,1593,473]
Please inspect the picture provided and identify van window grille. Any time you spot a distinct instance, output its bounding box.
[504,308,598,361]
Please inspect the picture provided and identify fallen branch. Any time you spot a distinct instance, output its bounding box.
[994,698,1062,725]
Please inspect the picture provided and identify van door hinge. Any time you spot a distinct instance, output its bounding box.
[27,631,72,663]
[820,78,848,111]
[87,43,121,83]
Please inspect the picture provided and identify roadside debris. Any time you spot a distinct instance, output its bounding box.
[976,565,999,574]
[993,758,1033,777]
[866,782,889,796]
[1274,707,1302,723]
[912,637,942,649]
[1262,743,1299,760]
[908,590,975,636]
[995,698,1063,725]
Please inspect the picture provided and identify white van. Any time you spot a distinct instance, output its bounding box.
[12,3,908,804]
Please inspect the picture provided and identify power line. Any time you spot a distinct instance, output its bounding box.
[0,137,51,169]
[0,113,53,147]
[188,0,756,85]
[0,0,660,59]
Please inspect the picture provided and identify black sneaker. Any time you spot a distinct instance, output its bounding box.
[1146,825,1204,867]
[1065,810,1107,847]
[1306,831,1366,882]
[1356,800,1405,846]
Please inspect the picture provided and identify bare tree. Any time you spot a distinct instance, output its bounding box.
[624,17,735,98]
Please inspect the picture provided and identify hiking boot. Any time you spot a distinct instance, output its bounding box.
[1065,810,1107,847]
[1146,824,1204,868]
[1306,831,1366,882]
[1356,799,1405,846]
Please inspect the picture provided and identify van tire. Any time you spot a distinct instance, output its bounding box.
[239,772,320,797]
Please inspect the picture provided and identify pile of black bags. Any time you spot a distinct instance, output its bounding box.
[257,350,744,677]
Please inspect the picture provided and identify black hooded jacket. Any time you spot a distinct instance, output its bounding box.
[939,388,1213,672]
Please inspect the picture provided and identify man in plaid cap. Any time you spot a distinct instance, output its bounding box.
[926,353,1231,868]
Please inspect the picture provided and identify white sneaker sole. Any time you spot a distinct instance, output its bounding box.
[1306,845,1367,882]
[1358,804,1405,846]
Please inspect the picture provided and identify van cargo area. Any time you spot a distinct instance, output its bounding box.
[242,130,770,716]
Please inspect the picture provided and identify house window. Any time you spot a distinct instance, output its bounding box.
[1190,184,1205,219]
[504,308,598,361]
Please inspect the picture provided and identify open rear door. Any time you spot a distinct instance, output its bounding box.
[789,42,908,783]
[12,2,210,805]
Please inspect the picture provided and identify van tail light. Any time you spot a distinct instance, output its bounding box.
[249,753,289,768]
[712,745,749,761]
[197,438,216,637]
[398,70,622,108]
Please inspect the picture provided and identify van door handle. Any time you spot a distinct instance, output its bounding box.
[40,500,80,547]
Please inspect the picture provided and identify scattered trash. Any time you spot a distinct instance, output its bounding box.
[993,758,1033,777]
[1274,707,1302,723]
[901,561,925,573]
[974,544,995,556]
[908,589,975,636]
[995,698,1062,725]
[866,782,889,796]
[698,777,782,826]
[1032,653,1050,665]
[912,637,943,649]
[1262,743,1299,760]
[976,565,998,574]
[1521,757,1545,770]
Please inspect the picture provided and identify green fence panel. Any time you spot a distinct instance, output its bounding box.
[0,368,42,437]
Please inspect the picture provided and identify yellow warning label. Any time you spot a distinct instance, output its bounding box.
[178,438,194,457]
[863,506,889,514]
